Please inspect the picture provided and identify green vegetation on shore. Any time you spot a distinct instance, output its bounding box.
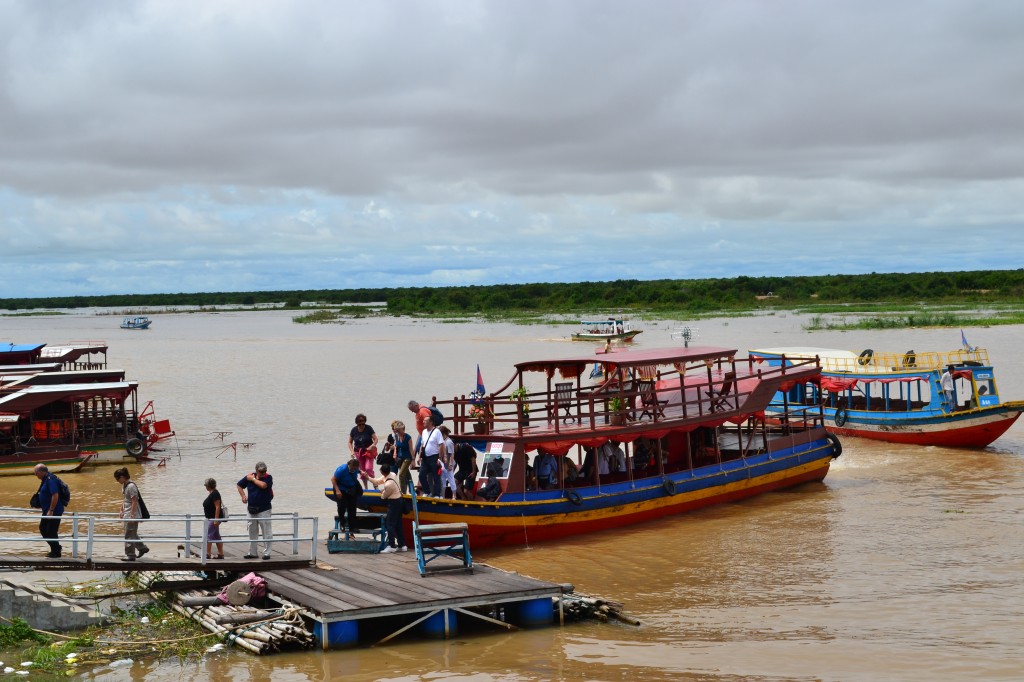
[5,269,1024,330]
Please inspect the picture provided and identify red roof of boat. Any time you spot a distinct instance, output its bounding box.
[0,382,138,414]
[514,345,737,376]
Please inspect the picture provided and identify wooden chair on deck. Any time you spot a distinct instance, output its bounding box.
[554,382,575,423]
[637,379,667,420]
[706,371,737,412]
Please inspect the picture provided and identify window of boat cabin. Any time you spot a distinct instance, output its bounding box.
[482,448,510,478]
[970,371,997,407]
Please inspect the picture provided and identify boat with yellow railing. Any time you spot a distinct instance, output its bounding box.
[748,345,1024,448]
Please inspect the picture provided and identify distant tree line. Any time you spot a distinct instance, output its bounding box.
[3,269,1023,314]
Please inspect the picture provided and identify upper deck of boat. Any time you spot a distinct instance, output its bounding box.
[437,345,824,445]
[749,347,992,375]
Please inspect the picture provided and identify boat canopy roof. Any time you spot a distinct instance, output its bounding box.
[38,342,108,362]
[515,346,737,378]
[0,381,138,414]
[0,363,62,374]
[0,343,47,364]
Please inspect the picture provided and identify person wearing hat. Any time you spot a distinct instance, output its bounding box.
[237,461,274,560]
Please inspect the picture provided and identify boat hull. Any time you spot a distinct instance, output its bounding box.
[571,330,641,342]
[335,435,837,549]
[823,405,1023,448]
[0,451,94,476]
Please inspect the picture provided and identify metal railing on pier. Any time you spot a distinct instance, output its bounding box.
[0,508,319,567]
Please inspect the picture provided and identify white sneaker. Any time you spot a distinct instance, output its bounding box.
[380,546,398,553]
[399,546,408,552]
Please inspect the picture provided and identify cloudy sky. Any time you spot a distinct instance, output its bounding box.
[1,1,1022,298]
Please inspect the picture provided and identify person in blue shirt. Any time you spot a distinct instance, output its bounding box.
[332,458,362,540]
[237,461,274,560]
[534,450,559,490]
[33,464,64,558]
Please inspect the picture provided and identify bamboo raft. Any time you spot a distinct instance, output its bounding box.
[137,571,315,654]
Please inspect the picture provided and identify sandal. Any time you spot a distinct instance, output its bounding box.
[214,555,225,560]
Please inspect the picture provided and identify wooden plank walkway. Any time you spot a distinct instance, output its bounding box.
[262,540,565,624]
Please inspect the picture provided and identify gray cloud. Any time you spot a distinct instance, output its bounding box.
[0,1,1021,297]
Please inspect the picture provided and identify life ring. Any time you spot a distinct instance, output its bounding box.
[834,407,848,427]
[902,350,916,368]
[662,478,676,496]
[857,349,874,366]
[564,490,582,506]
[827,433,842,459]
[125,437,146,457]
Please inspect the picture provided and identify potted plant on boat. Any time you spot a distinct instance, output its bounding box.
[469,404,490,434]
[608,396,627,425]
[510,386,530,426]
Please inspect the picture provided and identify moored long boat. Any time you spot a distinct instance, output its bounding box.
[328,345,841,548]
[749,346,1024,448]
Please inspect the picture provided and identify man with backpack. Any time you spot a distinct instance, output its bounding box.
[33,464,66,558]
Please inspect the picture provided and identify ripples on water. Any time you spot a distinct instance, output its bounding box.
[1,313,1022,681]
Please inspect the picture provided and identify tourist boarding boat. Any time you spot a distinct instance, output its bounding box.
[571,318,642,342]
[328,345,841,548]
[748,346,1024,448]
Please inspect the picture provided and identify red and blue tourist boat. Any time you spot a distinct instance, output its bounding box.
[330,345,841,548]
[748,346,1024,448]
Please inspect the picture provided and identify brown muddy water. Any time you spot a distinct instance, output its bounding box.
[1,311,1021,681]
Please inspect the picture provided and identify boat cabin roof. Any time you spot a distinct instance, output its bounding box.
[38,342,109,362]
[515,345,736,378]
[0,381,138,414]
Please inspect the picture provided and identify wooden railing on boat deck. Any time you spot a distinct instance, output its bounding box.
[437,355,824,438]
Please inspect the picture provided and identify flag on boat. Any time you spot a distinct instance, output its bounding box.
[961,329,973,352]
[476,364,485,396]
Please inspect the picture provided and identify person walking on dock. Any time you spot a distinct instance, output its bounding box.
[362,463,406,552]
[33,464,64,558]
[114,467,149,561]
[203,478,225,560]
[238,461,274,560]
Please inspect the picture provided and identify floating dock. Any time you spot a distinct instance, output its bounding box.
[264,545,567,649]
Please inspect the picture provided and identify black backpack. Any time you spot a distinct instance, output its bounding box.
[428,405,445,426]
[55,476,71,506]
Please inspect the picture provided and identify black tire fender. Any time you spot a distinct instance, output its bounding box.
[827,433,842,459]
[857,349,874,366]
[834,407,848,427]
[125,437,146,457]
[564,490,582,506]
[662,478,677,496]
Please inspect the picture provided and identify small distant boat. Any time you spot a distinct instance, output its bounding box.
[749,346,1024,448]
[571,318,641,342]
[120,316,152,330]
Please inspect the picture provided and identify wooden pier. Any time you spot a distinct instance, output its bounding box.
[264,544,567,648]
